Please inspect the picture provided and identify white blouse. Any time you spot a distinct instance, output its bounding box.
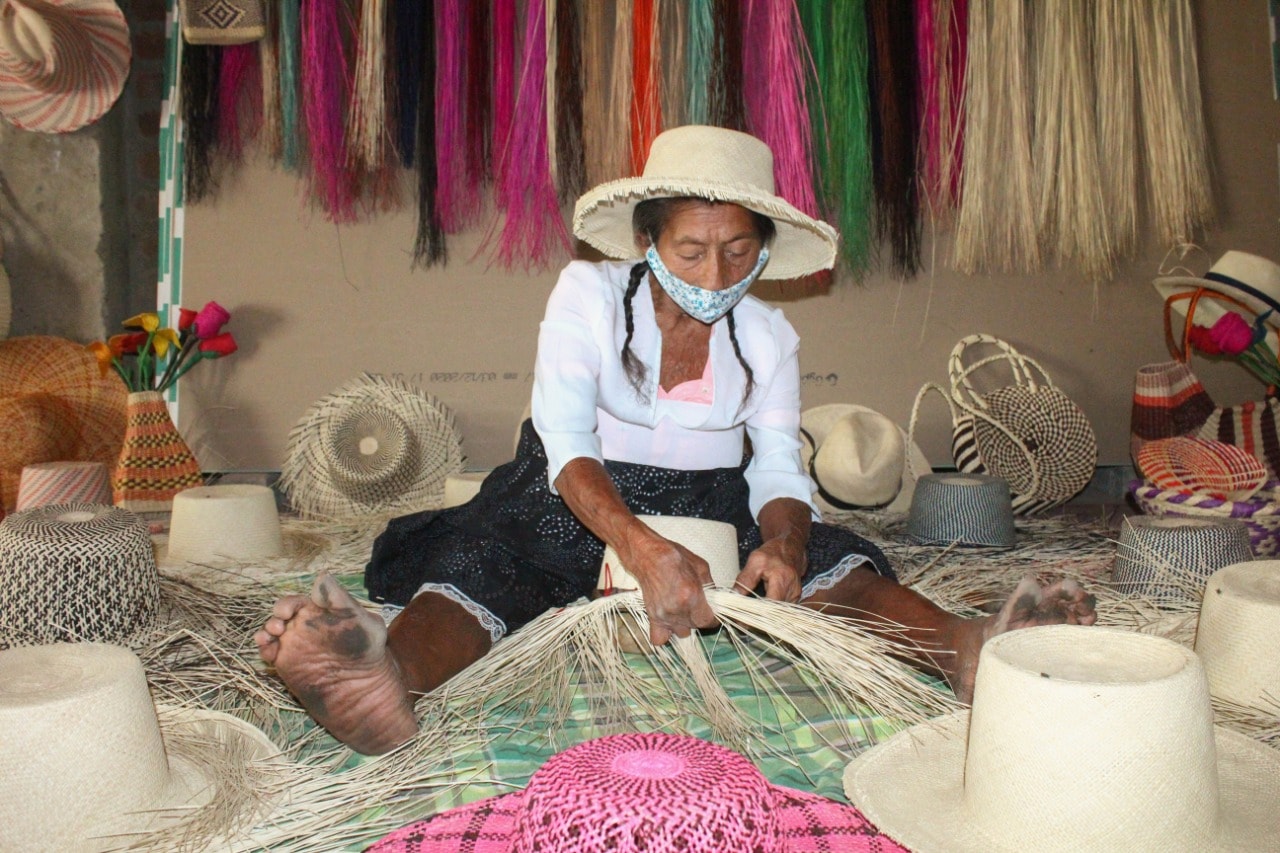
[531,260,819,521]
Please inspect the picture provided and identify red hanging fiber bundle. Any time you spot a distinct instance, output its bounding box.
[216,44,262,163]
[491,0,518,173]
[436,0,481,230]
[631,0,661,175]
[301,0,357,222]
[465,0,492,188]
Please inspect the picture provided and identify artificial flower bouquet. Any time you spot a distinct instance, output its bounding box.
[1186,310,1280,388]
[87,301,237,392]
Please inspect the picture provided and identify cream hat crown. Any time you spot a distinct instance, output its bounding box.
[800,404,928,513]
[163,484,284,565]
[1194,560,1280,712]
[599,515,740,592]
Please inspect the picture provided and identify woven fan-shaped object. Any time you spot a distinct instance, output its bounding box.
[279,373,465,520]
[0,336,128,510]
[1137,436,1268,501]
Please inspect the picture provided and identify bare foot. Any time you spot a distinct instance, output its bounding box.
[254,573,419,755]
[945,575,1097,703]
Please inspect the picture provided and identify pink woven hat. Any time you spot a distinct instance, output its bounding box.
[1136,435,1268,501]
[367,732,907,853]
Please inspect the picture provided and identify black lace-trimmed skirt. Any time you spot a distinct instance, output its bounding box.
[364,421,895,639]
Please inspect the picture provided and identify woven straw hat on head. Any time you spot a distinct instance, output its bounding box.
[0,0,131,133]
[573,125,839,280]
[906,473,1016,548]
[1194,560,1280,713]
[0,336,128,511]
[1113,515,1253,603]
[599,515,741,592]
[367,732,908,853]
[0,503,158,649]
[0,642,287,852]
[800,404,930,514]
[844,625,1280,852]
[280,373,464,520]
[1136,436,1267,502]
[160,484,283,566]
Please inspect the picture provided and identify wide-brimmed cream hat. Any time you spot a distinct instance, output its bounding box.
[1194,560,1280,712]
[279,373,464,521]
[844,625,1280,852]
[0,0,132,133]
[159,484,284,566]
[573,126,838,280]
[1154,251,1280,346]
[599,515,741,592]
[0,642,288,851]
[800,404,929,514]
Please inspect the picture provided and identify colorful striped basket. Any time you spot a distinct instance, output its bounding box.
[1129,479,1280,557]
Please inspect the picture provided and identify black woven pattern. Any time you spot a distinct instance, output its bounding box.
[365,421,894,635]
[1113,517,1253,602]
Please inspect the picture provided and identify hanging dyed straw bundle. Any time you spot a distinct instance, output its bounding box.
[464,0,491,192]
[709,0,745,131]
[581,0,614,187]
[952,0,1038,274]
[348,0,390,174]
[301,0,357,222]
[866,0,921,278]
[916,0,966,216]
[491,0,518,171]
[434,0,481,230]
[1094,0,1137,257]
[182,44,220,204]
[392,0,424,167]
[1134,0,1214,246]
[278,0,302,170]
[604,0,635,177]
[217,44,263,164]
[412,0,445,267]
[660,0,687,129]
[1032,0,1113,283]
[260,1,282,161]
[685,0,713,126]
[631,0,662,175]
[552,0,586,205]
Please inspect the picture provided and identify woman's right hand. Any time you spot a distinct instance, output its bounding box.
[620,528,719,647]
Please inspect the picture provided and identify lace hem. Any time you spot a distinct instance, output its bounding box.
[382,582,508,643]
[801,554,871,600]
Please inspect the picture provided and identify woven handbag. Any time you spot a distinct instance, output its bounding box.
[911,335,1097,515]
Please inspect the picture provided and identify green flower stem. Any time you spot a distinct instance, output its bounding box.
[1239,347,1280,387]
[168,350,212,385]
[109,357,131,389]
[155,334,196,393]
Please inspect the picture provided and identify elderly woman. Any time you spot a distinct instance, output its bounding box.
[257,126,1095,755]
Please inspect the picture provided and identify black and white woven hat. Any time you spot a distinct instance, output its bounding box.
[279,374,465,521]
[906,473,1016,548]
[0,503,158,649]
[1113,516,1253,603]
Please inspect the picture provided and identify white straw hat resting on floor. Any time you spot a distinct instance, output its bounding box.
[599,515,740,592]
[800,404,930,514]
[159,484,284,565]
[843,625,1280,852]
[1194,560,1280,712]
[0,642,287,852]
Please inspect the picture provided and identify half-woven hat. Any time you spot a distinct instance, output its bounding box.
[1112,515,1254,603]
[279,373,464,520]
[1154,251,1280,338]
[1194,560,1280,713]
[0,336,128,512]
[599,515,741,592]
[0,0,131,133]
[843,625,1280,852]
[0,503,157,649]
[181,0,266,45]
[0,642,289,852]
[367,732,908,853]
[159,484,283,566]
[573,125,839,280]
[800,403,930,514]
[1136,436,1268,502]
[16,460,112,510]
[906,473,1016,548]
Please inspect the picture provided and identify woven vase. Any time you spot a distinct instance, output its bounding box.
[112,391,202,511]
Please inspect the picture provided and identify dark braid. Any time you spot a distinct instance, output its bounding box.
[621,260,650,397]
[725,308,756,415]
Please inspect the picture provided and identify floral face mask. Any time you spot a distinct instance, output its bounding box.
[645,245,770,324]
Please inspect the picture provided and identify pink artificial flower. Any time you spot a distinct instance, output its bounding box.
[1208,312,1254,356]
[193,301,231,339]
[199,332,238,358]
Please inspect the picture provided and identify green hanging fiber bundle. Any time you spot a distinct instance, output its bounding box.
[798,0,831,213]
[827,0,874,277]
[686,0,713,125]
[278,0,302,171]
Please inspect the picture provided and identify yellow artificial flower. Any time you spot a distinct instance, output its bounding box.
[151,328,181,358]
[86,341,113,378]
[123,312,160,332]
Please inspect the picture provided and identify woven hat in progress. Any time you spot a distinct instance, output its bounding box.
[599,515,741,592]
[0,0,131,133]
[844,625,1280,853]
[0,642,288,852]
[573,125,839,280]
[160,484,283,566]
[906,473,1016,548]
[0,336,128,512]
[279,373,464,520]
[0,502,157,649]
[1112,515,1253,603]
[1195,560,1280,713]
[368,732,907,853]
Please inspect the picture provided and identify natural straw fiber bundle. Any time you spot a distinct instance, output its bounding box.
[279,374,464,520]
[0,503,157,649]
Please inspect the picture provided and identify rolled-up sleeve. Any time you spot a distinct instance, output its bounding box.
[532,263,606,492]
[744,316,820,521]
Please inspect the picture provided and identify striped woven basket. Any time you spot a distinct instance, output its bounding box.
[1129,479,1280,557]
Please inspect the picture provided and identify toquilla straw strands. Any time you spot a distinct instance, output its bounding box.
[1094,0,1138,257]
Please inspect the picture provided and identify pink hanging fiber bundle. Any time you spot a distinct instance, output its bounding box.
[435,0,481,231]
[216,44,262,163]
[301,0,357,223]
[487,0,571,270]
[491,0,518,178]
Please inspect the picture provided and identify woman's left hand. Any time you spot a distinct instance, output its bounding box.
[735,538,806,603]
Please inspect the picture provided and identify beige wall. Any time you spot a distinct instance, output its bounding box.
[180,0,1280,473]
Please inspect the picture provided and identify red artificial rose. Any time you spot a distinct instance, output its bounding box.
[1186,325,1222,356]
[193,301,231,339]
[178,307,198,332]
[108,332,148,357]
[1208,312,1254,356]
[199,332,238,358]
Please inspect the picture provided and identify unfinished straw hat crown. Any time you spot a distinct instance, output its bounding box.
[164,483,283,565]
[1194,560,1280,712]
[599,515,740,591]
[573,125,839,280]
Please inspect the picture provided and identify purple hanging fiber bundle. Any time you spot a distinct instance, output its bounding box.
[435,0,480,231]
[216,44,262,163]
[487,0,571,271]
[301,0,357,223]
